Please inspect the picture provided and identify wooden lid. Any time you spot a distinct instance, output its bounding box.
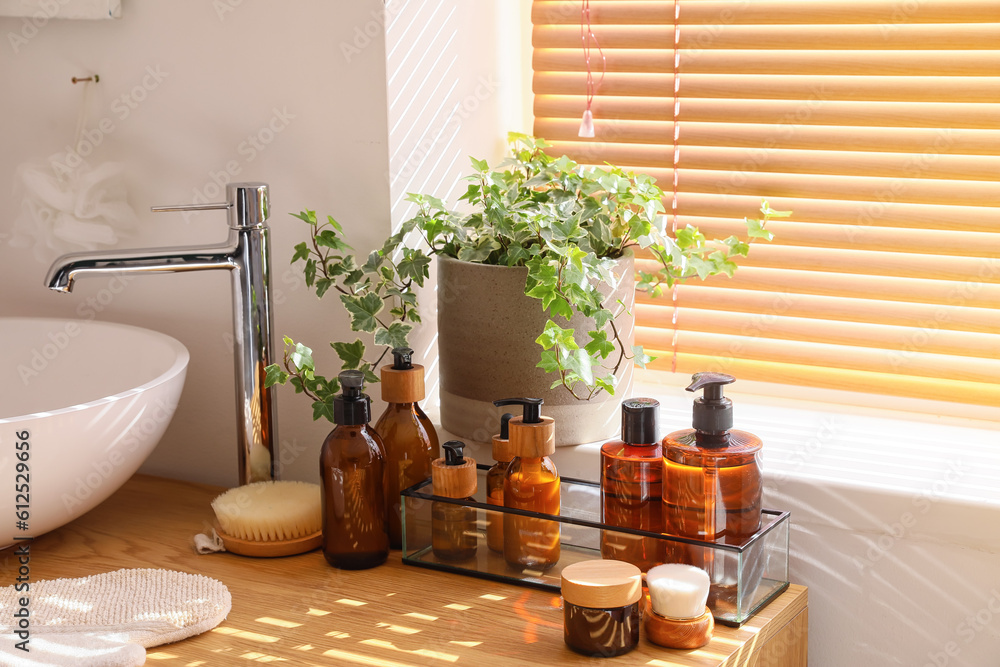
[431,456,477,499]
[491,435,517,463]
[509,415,555,457]
[560,560,643,608]
[380,364,426,403]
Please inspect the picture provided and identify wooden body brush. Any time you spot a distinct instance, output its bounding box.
[211,481,322,557]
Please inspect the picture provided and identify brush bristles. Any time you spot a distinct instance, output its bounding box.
[211,481,322,542]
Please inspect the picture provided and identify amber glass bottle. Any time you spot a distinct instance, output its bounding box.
[601,398,664,571]
[320,370,389,570]
[375,347,440,549]
[486,413,515,552]
[494,398,560,571]
[662,373,762,576]
[431,440,478,561]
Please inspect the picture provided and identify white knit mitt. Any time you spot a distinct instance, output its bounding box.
[0,569,231,667]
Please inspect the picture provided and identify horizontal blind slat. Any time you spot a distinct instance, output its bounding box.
[635,287,1000,334]
[533,73,1000,103]
[533,0,998,26]
[634,306,999,358]
[636,328,1000,383]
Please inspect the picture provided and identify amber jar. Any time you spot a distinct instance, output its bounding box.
[486,413,515,553]
[600,397,663,571]
[561,560,642,658]
[376,348,440,550]
[320,371,389,570]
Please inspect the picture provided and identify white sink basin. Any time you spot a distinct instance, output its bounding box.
[0,317,188,548]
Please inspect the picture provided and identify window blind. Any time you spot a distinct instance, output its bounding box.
[531,0,1000,407]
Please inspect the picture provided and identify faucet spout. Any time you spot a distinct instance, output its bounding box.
[45,243,237,293]
[43,182,279,486]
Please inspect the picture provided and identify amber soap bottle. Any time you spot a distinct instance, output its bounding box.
[320,370,389,570]
[431,440,478,561]
[375,347,440,549]
[486,412,515,553]
[662,372,763,552]
[600,397,664,571]
[493,397,560,572]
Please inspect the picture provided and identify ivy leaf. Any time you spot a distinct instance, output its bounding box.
[631,345,653,369]
[263,364,288,388]
[292,242,310,263]
[374,321,413,349]
[746,217,774,241]
[340,292,384,332]
[584,330,615,359]
[312,399,335,423]
[397,249,432,286]
[535,320,578,351]
[331,339,366,369]
[537,349,561,373]
[315,278,335,298]
[289,342,315,372]
[359,363,381,384]
[291,210,317,225]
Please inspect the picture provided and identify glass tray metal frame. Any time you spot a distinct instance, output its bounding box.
[401,465,790,626]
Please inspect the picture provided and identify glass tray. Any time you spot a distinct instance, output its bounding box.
[401,465,789,626]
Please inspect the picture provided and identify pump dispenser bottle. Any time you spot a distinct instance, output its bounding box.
[601,397,664,571]
[430,440,478,561]
[375,347,440,549]
[486,413,515,553]
[493,398,560,571]
[662,372,763,554]
[320,370,389,570]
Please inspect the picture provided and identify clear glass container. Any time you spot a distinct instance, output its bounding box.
[402,465,790,626]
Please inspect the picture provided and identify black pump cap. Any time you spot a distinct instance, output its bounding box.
[392,347,414,370]
[687,372,735,434]
[499,413,514,439]
[442,440,466,465]
[493,398,543,424]
[333,370,371,426]
[621,398,659,445]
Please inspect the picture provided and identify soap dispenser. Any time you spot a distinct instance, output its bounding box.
[486,413,515,553]
[320,370,389,570]
[493,397,560,571]
[662,372,762,547]
[375,347,440,549]
[431,440,478,561]
[601,397,664,571]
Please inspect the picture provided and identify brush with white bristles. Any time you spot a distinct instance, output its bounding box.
[210,481,322,557]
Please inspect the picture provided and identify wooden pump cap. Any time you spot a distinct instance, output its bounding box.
[509,415,556,458]
[432,441,477,499]
[561,560,643,609]
[380,364,426,404]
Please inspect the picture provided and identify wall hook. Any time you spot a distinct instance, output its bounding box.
[71,75,100,84]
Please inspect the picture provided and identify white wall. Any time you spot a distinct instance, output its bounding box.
[0,0,394,486]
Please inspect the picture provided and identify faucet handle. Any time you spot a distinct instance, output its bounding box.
[151,182,269,229]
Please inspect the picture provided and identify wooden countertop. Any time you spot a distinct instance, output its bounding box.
[7,475,807,665]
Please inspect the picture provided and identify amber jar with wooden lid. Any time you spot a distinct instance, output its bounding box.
[493,398,560,572]
[486,413,516,552]
[430,441,478,561]
[375,347,440,549]
[561,560,642,657]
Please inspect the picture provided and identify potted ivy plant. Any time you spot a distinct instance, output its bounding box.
[266,133,782,444]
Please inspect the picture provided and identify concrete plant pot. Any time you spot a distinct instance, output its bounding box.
[436,253,635,447]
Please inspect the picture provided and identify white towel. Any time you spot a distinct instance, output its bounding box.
[0,568,231,667]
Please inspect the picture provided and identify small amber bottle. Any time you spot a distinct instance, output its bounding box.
[662,373,763,580]
[494,398,560,572]
[320,370,389,570]
[600,397,664,571]
[375,347,440,549]
[431,440,478,561]
[486,412,515,553]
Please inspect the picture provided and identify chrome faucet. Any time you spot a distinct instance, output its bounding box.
[45,182,279,485]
